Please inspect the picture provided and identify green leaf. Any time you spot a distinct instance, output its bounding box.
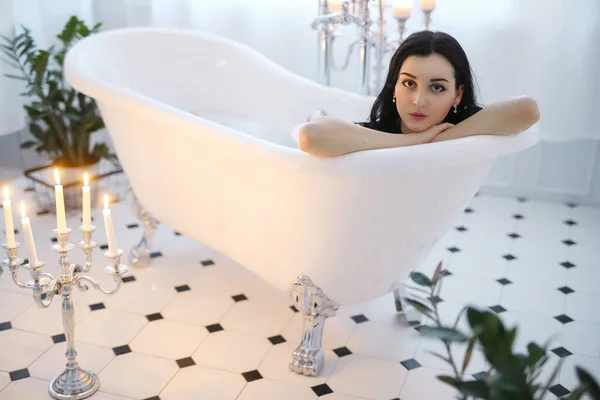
[20,140,37,149]
[419,326,468,343]
[404,298,433,316]
[437,375,461,387]
[431,261,443,285]
[526,342,546,368]
[456,380,490,398]
[462,336,477,374]
[2,73,27,81]
[576,366,600,399]
[410,271,433,287]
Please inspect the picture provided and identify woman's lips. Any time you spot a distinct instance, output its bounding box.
[409,113,428,121]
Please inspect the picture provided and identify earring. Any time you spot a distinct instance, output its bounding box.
[392,94,396,103]
[453,104,458,114]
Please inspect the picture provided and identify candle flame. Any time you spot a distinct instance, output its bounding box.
[84,172,89,186]
[54,168,61,185]
[3,186,8,201]
[104,194,109,209]
[20,201,26,219]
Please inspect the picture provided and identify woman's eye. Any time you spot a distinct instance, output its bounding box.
[432,84,446,92]
[402,80,415,88]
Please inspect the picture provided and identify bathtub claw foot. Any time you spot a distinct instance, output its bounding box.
[289,275,339,377]
[128,193,160,267]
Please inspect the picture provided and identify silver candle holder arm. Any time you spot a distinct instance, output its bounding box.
[1,225,129,400]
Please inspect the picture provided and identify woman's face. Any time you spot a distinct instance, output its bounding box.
[394,53,463,133]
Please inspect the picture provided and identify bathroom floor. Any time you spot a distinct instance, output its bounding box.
[0,176,598,400]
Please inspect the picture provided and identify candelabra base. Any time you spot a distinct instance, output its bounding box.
[49,367,100,400]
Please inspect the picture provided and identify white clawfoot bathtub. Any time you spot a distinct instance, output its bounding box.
[65,27,539,376]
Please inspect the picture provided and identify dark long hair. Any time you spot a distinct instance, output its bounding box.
[358,30,482,133]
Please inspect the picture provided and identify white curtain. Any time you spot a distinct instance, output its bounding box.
[0,0,599,142]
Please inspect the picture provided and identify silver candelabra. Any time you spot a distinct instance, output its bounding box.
[311,0,436,95]
[1,225,128,400]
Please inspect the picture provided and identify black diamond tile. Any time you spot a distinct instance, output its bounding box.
[200,259,214,266]
[497,278,512,286]
[143,397,161,400]
[23,258,29,265]
[562,239,577,246]
[122,276,136,283]
[566,202,578,208]
[312,383,334,396]
[464,207,474,213]
[242,370,263,383]
[24,187,35,192]
[508,232,521,239]
[51,237,58,243]
[150,251,163,258]
[564,219,578,226]
[99,243,108,250]
[513,213,525,220]
[558,286,575,295]
[89,302,106,311]
[549,384,571,397]
[126,223,139,229]
[351,314,369,324]
[455,226,468,232]
[503,254,517,261]
[428,295,443,304]
[113,345,132,356]
[400,358,422,370]
[176,357,196,368]
[408,320,421,327]
[52,334,66,344]
[13,229,18,234]
[333,346,352,357]
[9,368,29,381]
[232,294,248,302]
[440,270,452,277]
[36,209,49,216]
[555,314,574,324]
[268,335,286,345]
[447,246,461,253]
[516,197,528,203]
[175,285,191,292]
[489,305,506,314]
[551,347,573,358]
[290,305,299,313]
[174,231,182,236]
[560,261,576,269]
[206,323,224,333]
[0,321,12,331]
[472,371,489,381]
[146,313,164,322]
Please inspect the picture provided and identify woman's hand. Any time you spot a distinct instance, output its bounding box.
[403,122,455,144]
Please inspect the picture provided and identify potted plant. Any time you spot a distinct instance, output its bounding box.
[1,16,121,212]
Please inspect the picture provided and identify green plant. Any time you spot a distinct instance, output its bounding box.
[405,262,600,400]
[1,15,116,168]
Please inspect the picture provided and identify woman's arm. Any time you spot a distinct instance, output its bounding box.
[430,95,540,142]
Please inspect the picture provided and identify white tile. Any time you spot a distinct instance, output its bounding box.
[0,377,54,400]
[189,262,260,298]
[438,251,508,281]
[75,308,147,348]
[258,341,337,387]
[0,291,33,323]
[345,321,421,362]
[192,330,272,373]
[159,365,246,400]
[498,311,564,353]
[86,392,134,400]
[568,227,600,266]
[414,337,487,375]
[566,264,600,295]
[400,367,462,400]
[161,290,234,327]
[336,292,400,325]
[559,355,600,392]
[28,341,114,381]
[563,321,600,358]
[566,292,600,324]
[571,205,600,231]
[0,371,8,391]
[220,297,295,337]
[281,313,356,351]
[511,232,569,265]
[440,275,503,307]
[501,284,565,318]
[237,379,317,400]
[327,354,406,399]
[102,280,178,316]
[0,329,52,372]
[98,353,179,399]
[505,258,568,290]
[319,394,367,400]
[11,298,90,336]
[129,319,208,360]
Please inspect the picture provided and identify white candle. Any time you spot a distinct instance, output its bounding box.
[328,0,342,12]
[54,168,68,233]
[393,0,412,19]
[20,202,39,268]
[420,0,435,11]
[82,173,91,230]
[2,186,16,247]
[102,194,118,256]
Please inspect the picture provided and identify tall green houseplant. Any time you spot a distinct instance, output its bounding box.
[1,15,116,168]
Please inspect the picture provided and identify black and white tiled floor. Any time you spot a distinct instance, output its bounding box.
[0,177,599,399]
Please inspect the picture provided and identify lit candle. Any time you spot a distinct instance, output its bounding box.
[328,0,342,12]
[420,0,435,11]
[2,186,16,247]
[102,194,118,256]
[393,0,412,19]
[54,168,68,233]
[20,202,39,268]
[82,173,91,230]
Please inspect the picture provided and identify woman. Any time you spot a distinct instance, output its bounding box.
[298,30,540,157]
